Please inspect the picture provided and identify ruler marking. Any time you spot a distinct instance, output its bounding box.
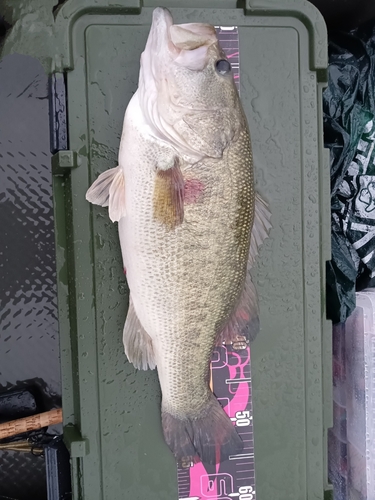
[226,377,252,384]
[229,453,255,461]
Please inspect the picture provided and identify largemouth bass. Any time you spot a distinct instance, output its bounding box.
[86,7,271,464]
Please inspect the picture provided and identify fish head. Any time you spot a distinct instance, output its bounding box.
[138,7,245,161]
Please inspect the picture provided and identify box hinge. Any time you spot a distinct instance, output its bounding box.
[63,424,89,458]
[52,150,80,175]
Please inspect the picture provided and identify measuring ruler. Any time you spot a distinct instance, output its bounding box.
[217,25,240,92]
[176,27,256,500]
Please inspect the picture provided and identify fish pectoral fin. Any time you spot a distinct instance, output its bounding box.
[123,297,156,371]
[85,165,126,223]
[248,192,272,267]
[153,157,184,229]
[217,277,259,346]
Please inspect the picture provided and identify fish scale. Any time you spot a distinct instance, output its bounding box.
[153,128,254,412]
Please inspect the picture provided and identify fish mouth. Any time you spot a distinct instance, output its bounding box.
[144,7,176,60]
[138,8,177,90]
[152,6,173,25]
[138,8,223,161]
[143,7,217,65]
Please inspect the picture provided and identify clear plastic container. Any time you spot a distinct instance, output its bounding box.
[332,400,347,442]
[346,291,375,499]
[333,322,347,407]
[328,427,348,500]
[329,289,375,500]
[330,323,348,500]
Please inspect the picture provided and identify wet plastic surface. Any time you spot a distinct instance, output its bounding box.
[0,54,61,500]
[52,2,330,499]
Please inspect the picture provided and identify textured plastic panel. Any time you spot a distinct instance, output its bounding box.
[52,2,329,499]
[0,54,62,500]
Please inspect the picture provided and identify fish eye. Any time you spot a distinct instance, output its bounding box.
[215,59,231,75]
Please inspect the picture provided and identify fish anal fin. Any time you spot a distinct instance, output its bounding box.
[153,158,184,229]
[123,298,156,370]
[86,165,126,223]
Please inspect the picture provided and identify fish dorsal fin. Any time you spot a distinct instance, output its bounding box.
[216,277,259,346]
[217,191,272,345]
[123,297,156,371]
[248,192,272,267]
[86,165,126,223]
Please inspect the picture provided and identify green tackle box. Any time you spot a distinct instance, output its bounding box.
[7,0,332,498]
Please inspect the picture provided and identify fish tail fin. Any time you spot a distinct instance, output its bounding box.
[162,393,243,464]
